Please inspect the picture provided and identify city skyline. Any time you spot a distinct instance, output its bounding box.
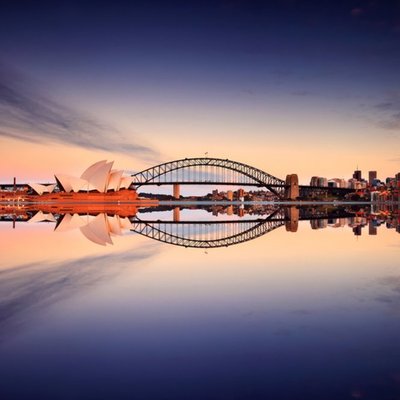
[1,152,399,187]
[3,156,398,200]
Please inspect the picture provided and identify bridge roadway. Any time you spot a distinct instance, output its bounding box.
[135,181,282,187]
[0,212,352,224]
[130,214,353,224]
[135,181,354,192]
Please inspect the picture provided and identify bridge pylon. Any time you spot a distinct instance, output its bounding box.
[284,174,299,200]
[173,183,180,199]
[173,207,181,222]
[285,206,299,232]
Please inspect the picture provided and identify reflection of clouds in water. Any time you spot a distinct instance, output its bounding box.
[375,276,400,311]
[0,243,159,342]
[349,276,400,398]
[290,309,313,315]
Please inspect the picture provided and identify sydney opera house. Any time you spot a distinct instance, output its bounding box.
[0,160,154,203]
[28,160,134,195]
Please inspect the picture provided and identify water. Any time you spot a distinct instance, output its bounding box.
[0,204,399,399]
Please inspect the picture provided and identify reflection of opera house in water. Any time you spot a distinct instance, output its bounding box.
[6,160,151,202]
[42,212,134,246]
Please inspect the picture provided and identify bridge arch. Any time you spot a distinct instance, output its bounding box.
[131,157,286,196]
[131,218,285,248]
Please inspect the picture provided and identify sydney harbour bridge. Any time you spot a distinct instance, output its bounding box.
[130,157,353,200]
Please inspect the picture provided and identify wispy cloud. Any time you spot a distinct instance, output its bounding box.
[378,113,400,130]
[291,90,313,97]
[373,94,400,131]
[0,62,159,161]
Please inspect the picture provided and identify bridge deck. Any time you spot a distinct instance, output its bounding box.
[134,181,283,187]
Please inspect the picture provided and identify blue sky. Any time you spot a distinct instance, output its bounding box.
[1,0,399,183]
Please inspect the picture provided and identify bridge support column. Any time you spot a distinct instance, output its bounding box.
[285,206,299,232]
[173,184,180,199]
[173,207,180,222]
[284,174,299,200]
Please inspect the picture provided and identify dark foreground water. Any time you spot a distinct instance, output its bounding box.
[0,205,399,399]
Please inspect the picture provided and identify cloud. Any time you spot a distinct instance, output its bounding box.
[0,62,159,161]
[378,113,400,130]
[373,95,400,131]
[291,90,313,97]
[0,242,159,342]
[375,102,395,111]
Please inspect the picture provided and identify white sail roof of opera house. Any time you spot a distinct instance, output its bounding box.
[80,160,114,193]
[27,183,57,195]
[54,160,134,193]
[55,175,87,193]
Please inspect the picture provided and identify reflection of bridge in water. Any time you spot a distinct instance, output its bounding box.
[131,157,355,200]
[132,211,286,248]
[130,207,357,248]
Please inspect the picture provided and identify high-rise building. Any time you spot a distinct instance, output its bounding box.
[386,177,394,186]
[328,178,347,188]
[310,219,319,229]
[348,178,359,189]
[317,177,328,187]
[310,176,319,186]
[310,176,327,187]
[328,180,338,188]
[353,170,362,181]
[369,221,377,235]
[237,188,245,198]
[368,171,377,185]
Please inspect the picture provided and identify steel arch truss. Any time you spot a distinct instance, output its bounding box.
[131,157,286,196]
[130,218,285,248]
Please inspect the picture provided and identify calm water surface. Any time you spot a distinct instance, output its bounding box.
[0,206,399,399]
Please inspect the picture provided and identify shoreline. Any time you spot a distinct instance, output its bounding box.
[0,200,398,206]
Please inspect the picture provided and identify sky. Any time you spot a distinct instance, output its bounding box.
[0,0,400,185]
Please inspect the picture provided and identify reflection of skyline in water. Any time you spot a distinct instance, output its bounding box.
[1,203,399,247]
